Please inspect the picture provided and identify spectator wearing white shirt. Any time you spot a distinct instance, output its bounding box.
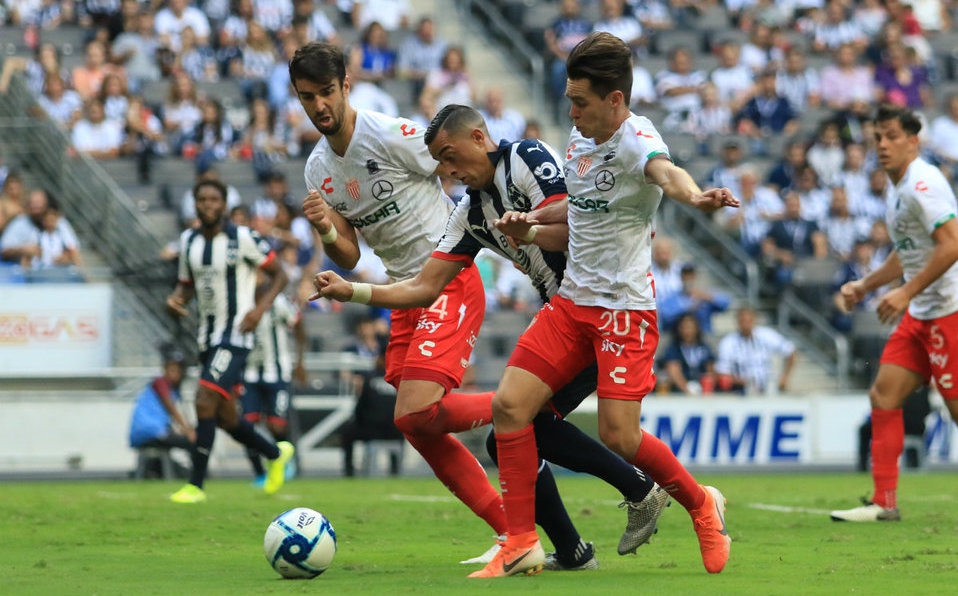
[806,120,846,188]
[776,46,821,114]
[839,143,880,220]
[710,40,754,113]
[71,97,124,159]
[629,60,657,108]
[716,306,796,394]
[253,0,294,36]
[291,0,339,44]
[397,17,447,101]
[929,93,958,180]
[35,74,83,130]
[714,165,784,257]
[352,0,409,32]
[740,21,785,74]
[821,186,872,262]
[479,87,526,143]
[650,236,685,305]
[155,0,211,53]
[812,0,867,54]
[1,189,81,275]
[654,46,707,130]
[593,0,645,56]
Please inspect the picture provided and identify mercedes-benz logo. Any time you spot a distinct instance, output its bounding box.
[371,180,394,200]
[594,169,615,192]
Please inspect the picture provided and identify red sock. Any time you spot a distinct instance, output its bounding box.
[438,391,494,432]
[496,425,538,535]
[403,431,506,534]
[632,431,706,512]
[870,408,903,509]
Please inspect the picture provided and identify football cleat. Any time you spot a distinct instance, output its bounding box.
[460,535,505,564]
[618,483,671,555]
[543,542,598,571]
[468,531,545,578]
[169,483,207,504]
[830,501,901,522]
[691,485,730,574]
[264,441,295,495]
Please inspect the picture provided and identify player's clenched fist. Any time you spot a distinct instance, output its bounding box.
[309,270,354,302]
[303,190,334,234]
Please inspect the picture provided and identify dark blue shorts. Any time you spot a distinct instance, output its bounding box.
[198,345,250,398]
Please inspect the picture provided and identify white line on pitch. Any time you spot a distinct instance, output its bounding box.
[749,502,832,515]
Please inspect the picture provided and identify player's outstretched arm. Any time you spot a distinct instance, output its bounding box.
[494,210,570,252]
[645,157,740,212]
[311,256,466,309]
[303,189,361,270]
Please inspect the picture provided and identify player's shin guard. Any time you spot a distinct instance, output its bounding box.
[486,429,583,559]
[534,414,654,502]
[632,431,706,511]
[227,418,280,460]
[870,408,904,509]
[402,429,507,534]
[496,425,538,535]
[189,418,216,488]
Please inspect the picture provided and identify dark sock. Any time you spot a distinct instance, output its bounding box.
[534,461,584,564]
[189,418,216,488]
[247,448,265,476]
[227,419,280,460]
[534,414,654,502]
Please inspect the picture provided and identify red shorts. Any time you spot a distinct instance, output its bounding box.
[383,265,485,391]
[508,294,658,401]
[881,309,958,399]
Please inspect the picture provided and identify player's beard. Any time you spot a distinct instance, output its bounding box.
[313,104,344,136]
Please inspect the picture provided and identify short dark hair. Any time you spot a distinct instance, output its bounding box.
[289,42,347,88]
[193,179,228,201]
[874,103,922,136]
[424,104,486,145]
[566,32,633,100]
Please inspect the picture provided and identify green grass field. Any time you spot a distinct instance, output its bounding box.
[2,471,955,595]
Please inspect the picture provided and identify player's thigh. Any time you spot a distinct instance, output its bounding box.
[870,363,925,410]
[393,266,486,394]
[590,308,659,400]
[240,381,264,421]
[920,311,958,399]
[550,361,598,418]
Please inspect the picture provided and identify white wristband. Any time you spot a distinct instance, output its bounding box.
[520,225,538,243]
[319,226,338,244]
[350,282,372,304]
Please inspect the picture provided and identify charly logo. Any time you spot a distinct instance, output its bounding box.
[594,169,615,191]
[371,179,393,201]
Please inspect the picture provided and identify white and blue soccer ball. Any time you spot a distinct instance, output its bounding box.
[264,507,337,579]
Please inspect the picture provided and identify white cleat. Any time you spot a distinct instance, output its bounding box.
[460,535,505,564]
[543,542,599,571]
[830,501,901,522]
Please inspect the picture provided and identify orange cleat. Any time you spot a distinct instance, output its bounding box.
[467,530,545,578]
[691,485,730,573]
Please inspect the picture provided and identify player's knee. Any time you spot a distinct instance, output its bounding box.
[599,424,640,460]
[393,403,441,437]
[491,390,534,427]
[869,384,906,410]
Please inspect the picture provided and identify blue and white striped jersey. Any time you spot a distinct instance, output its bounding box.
[434,138,568,303]
[178,223,275,351]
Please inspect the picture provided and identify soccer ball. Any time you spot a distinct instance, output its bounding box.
[264,507,337,579]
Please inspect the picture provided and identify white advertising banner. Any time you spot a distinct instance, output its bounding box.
[567,395,957,467]
[0,284,113,374]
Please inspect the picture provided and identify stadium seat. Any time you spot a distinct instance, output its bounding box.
[133,446,175,480]
[361,439,404,476]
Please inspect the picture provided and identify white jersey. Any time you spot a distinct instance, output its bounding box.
[560,113,670,309]
[245,293,297,384]
[304,110,451,281]
[885,157,958,319]
[435,139,568,302]
[177,223,274,351]
[715,326,796,393]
